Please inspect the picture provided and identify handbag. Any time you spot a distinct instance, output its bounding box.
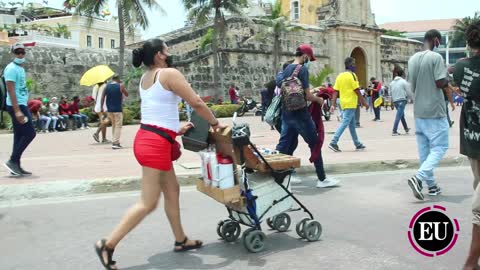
[140,124,182,161]
[264,95,282,126]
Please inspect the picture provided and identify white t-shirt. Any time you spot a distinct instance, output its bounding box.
[92,84,107,113]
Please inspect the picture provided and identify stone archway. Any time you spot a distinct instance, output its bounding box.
[350,47,367,89]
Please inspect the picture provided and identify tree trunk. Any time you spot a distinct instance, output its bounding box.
[273,33,280,76]
[212,8,222,98]
[117,2,125,78]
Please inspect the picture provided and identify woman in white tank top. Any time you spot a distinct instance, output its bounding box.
[94,39,226,269]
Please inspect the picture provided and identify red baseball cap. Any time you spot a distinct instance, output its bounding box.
[297,44,316,61]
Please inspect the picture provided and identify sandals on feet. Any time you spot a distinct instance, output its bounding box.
[174,237,203,252]
[94,239,117,270]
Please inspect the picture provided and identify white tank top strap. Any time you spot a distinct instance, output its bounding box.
[139,69,181,132]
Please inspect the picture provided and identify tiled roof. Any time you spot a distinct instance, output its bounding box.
[379,19,459,33]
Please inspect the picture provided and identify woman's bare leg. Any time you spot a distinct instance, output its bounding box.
[161,169,201,248]
[105,167,163,248]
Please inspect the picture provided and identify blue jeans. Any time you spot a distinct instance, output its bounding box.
[40,115,51,131]
[331,108,361,147]
[72,114,88,127]
[415,117,449,188]
[7,105,37,164]
[392,100,409,133]
[276,108,326,181]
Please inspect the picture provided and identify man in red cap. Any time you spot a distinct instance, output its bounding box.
[275,44,339,188]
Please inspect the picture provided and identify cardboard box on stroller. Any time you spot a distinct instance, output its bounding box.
[196,180,243,205]
[240,146,301,172]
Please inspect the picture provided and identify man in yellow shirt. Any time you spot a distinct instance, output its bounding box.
[329,57,369,152]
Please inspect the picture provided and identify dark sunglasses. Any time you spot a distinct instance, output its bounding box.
[14,50,26,55]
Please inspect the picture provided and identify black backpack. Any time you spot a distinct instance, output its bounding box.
[0,68,7,112]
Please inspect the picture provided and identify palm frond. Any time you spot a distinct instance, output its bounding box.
[188,5,212,27]
[449,12,480,46]
[310,66,334,88]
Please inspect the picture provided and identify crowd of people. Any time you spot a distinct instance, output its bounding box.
[27,96,89,133]
[1,19,480,269]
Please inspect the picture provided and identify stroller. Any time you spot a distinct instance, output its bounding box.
[214,123,322,253]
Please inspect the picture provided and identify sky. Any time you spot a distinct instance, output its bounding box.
[33,0,479,38]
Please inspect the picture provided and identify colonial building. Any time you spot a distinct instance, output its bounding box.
[132,0,422,97]
[0,5,141,49]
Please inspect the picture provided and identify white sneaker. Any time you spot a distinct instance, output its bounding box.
[290,176,302,184]
[80,127,85,130]
[316,178,340,188]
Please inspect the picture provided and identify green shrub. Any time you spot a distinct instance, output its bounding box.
[125,100,141,120]
[210,104,240,118]
[0,111,12,130]
[199,28,214,49]
[123,108,134,125]
[80,108,98,123]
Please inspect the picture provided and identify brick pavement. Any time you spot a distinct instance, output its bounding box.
[0,104,462,185]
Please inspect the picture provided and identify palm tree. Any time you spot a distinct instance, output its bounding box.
[182,0,249,96]
[450,12,480,48]
[309,66,334,88]
[75,0,163,77]
[63,0,78,11]
[55,23,71,38]
[254,0,302,75]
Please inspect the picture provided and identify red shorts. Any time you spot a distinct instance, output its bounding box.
[133,126,178,171]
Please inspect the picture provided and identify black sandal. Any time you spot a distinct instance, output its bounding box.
[174,237,203,252]
[94,239,117,270]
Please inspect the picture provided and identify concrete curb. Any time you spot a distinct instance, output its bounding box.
[0,156,468,202]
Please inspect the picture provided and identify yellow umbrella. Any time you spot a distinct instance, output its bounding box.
[374,96,383,108]
[80,65,115,86]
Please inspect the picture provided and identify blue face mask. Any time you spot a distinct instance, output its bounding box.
[304,58,310,69]
[347,65,356,73]
[14,58,25,65]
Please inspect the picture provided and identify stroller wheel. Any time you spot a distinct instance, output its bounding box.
[303,220,322,242]
[296,218,310,239]
[243,229,266,253]
[273,213,291,232]
[217,219,230,239]
[266,217,275,230]
[221,220,241,242]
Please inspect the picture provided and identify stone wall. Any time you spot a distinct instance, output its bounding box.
[0,45,136,100]
[165,18,330,98]
[380,36,423,84]
[1,19,423,102]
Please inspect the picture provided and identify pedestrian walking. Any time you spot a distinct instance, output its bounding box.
[390,66,412,136]
[406,29,450,200]
[3,43,36,176]
[370,77,382,121]
[275,44,339,188]
[93,39,227,270]
[101,75,128,149]
[92,82,111,143]
[452,22,480,270]
[228,84,237,104]
[329,57,369,152]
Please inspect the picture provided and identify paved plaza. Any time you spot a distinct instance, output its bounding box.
[0,105,464,185]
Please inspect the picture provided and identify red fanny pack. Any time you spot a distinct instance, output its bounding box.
[140,124,181,161]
